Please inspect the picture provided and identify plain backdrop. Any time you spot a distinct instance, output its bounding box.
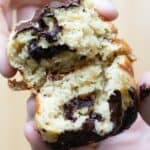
[0,0,150,150]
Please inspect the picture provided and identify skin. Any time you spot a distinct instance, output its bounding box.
[0,0,149,150]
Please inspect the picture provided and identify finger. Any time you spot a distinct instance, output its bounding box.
[27,95,36,121]
[0,8,16,78]
[24,121,50,150]
[139,72,150,125]
[11,0,51,8]
[0,0,10,11]
[93,0,118,21]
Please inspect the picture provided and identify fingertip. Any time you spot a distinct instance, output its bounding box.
[27,96,36,121]
[24,121,49,150]
[24,121,36,144]
[0,59,16,78]
[0,39,16,78]
[93,0,118,21]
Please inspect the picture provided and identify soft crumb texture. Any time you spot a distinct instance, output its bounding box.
[7,0,138,149]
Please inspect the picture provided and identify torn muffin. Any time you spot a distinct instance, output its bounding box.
[7,0,138,149]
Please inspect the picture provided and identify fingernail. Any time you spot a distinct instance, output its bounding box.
[93,0,118,21]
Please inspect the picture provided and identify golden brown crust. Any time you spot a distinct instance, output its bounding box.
[118,55,134,77]
[113,39,137,63]
[8,79,29,90]
[113,39,132,54]
[109,23,118,35]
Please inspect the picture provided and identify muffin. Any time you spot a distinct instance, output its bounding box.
[7,0,138,149]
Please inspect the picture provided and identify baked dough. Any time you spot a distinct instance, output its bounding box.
[7,0,138,149]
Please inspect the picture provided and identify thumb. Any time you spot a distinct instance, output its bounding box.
[0,8,16,78]
[139,72,150,125]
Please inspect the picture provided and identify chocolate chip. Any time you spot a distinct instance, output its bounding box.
[40,25,62,42]
[90,112,103,121]
[15,18,48,36]
[42,129,47,133]
[43,90,137,149]
[82,113,103,132]
[28,39,69,61]
[119,106,137,131]
[108,90,122,133]
[113,87,138,134]
[82,119,95,131]
[64,93,96,121]
[140,84,150,100]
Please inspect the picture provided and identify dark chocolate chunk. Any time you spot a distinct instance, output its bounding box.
[40,25,62,42]
[82,118,95,131]
[90,112,103,121]
[108,90,122,133]
[49,130,106,150]
[119,105,137,131]
[113,87,138,134]
[42,129,47,133]
[28,39,69,61]
[82,113,103,131]
[64,93,96,121]
[140,84,150,100]
[15,17,48,35]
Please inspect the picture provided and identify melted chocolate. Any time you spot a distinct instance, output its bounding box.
[64,93,96,121]
[82,119,95,131]
[108,90,122,133]
[140,84,150,100]
[82,112,103,132]
[113,87,138,134]
[40,26,62,42]
[49,130,105,150]
[28,39,69,61]
[15,14,49,34]
[15,0,82,62]
[15,6,53,35]
[119,105,137,131]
